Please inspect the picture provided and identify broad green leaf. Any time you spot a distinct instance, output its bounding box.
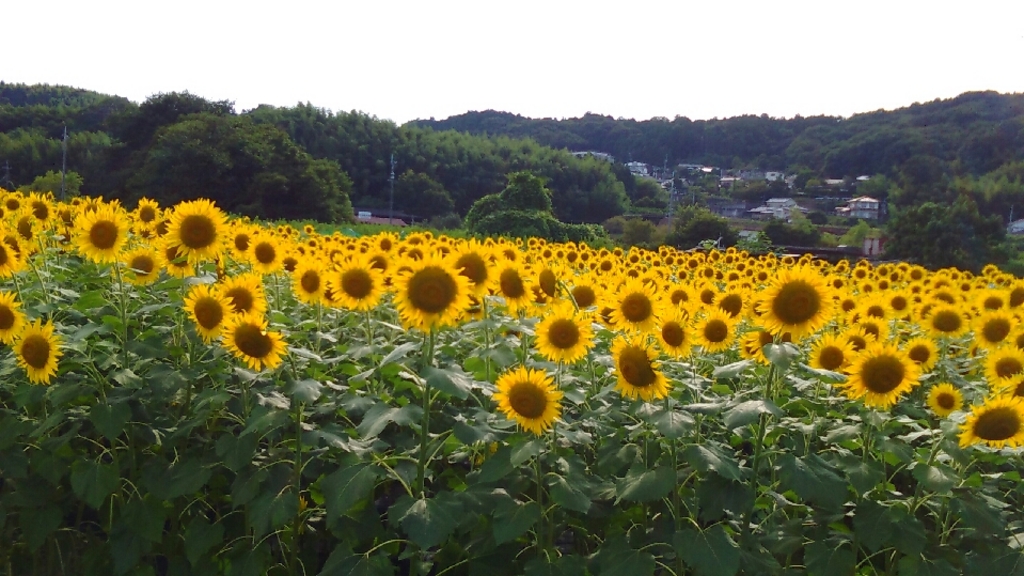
[184,517,225,567]
[511,437,545,466]
[682,402,726,415]
[119,495,165,544]
[548,474,591,513]
[652,408,694,439]
[493,500,541,544]
[20,505,61,551]
[799,363,846,383]
[684,444,742,482]
[215,432,259,473]
[380,341,419,366]
[357,402,423,438]
[423,365,473,400]
[776,453,847,510]
[248,487,299,539]
[319,546,395,576]
[723,399,783,429]
[477,446,514,483]
[805,540,854,576]
[616,465,674,503]
[142,457,211,500]
[674,525,740,576]
[324,464,380,522]
[886,505,926,555]
[696,478,754,522]
[391,494,462,549]
[594,536,656,576]
[523,554,587,576]
[70,460,120,509]
[453,419,500,445]
[763,343,801,369]
[896,555,960,576]
[285,378,323,403]
[90,401,131,441]
[713,359,753,379]
[912,463,957,494]
[952,491,1005,536]
[852,500,892,553]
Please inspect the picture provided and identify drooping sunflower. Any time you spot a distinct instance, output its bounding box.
[221,312,287,371]
[184,283,234,342]
[164,199,227,263]
[927,383,963,418]
[74,203,130,263]
[808,332,855,373]
[694,308,738,354]
[393,254,471,331]
[657,310,694,358]
[220,273,268,316]
[984,346,1024,390]
[14,318,62,385]
[329,257,385,311]
[611,333,670,401]
[756,267,834,339]
[493,366,562,436]
[121,246,164,286]
[841,342,920,409]
[610,278,661,333]
[959,395,1024,449]
[0,290,26,344]
[902,336,939,373]
[534,304,594,364]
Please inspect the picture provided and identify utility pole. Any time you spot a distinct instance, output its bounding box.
[388,153,395,225]
[60,125,68,199]
[1,160,11,190]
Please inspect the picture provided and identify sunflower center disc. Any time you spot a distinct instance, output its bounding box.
[21,334,51,369]
[546,319,580,350]
[499,269,525,299]
[818,346,845,371]
[861,356,905,394]
[703,320,729,343]
[932,311,962,333]
[456,254,487,285]
[771,280,820,325]
[661,322,685,347]
[234,323,274,359]
[620,293,652,323]
[193,298,225,329]
[995,358,1023,379]
[131,255,155,275]
[974,407,1021,441]
[254,243,276,264]
[572,286,596,308]
[89,220,119,250]
[619,346,656,388]
[179,214,216,249]
[508,382,547,419]
[408,266,456,314]
[937,393,956,410]
[300,271,321,294]
[0,305,14,330]
[225,287,255,314]
[342,269,372,298]
[983,319,1011,343]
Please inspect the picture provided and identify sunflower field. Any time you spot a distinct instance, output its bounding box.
[2,191,1024,576]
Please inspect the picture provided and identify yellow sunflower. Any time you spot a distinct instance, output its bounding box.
[493,366,562,435]
[984,346,1024,390]
[121,246,164,286]
[494,262,535,314]
[451,240,496,297]
[164,199,227,263]
[567,275,601,310]
[248,234,284,275]
[923,303,969,338]
[902,336,939,373]
[0,236,23,278]
[809,332,855,373]
[841,342,920,409]
[134,197,161,226]
[221,312,287,371]
[73,203,130,263]
[927,383,963,418]
[220,273,268,316]
[184,283,234,342]
[740,330,777,365]
[657,310,694,358]
[694,308,738,354]
[610,278,661,333]
[959,395,1024,449]
[756,267,834,339]
[14,319,62,385]
[289,258,328,306]
[611,334,671,401]
[161,240,195,278]
[393,254,471,331]
[534,304,594,364]
[974,310,1017,349]
[329,257,385,311]
[229,222,255,260]
[0,290,26,344]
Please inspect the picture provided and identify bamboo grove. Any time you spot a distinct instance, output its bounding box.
[1,190,1024,575]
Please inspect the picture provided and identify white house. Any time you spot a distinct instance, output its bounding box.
[835,196,881,220]
[1008,219,1024,235]
[748,198,808,221]
[625,161,649,177]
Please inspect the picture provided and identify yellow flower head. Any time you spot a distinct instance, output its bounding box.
[121,246,164,286]
[927,383,963,418]
[756,266,834,340]
[841,341,920,409]
[74,203,130,263]
[0,290,26,344]
[534,304,594,364]
[611,333,670,402]
[493,366,562,435]
[184,283,234,342]
[328,256,386,311]
[164,199,227,263]
[221,312,287,371]
[14,318,62,385]
[959,395,1024,449]
[393,254,471,331]
[220,273,268,317]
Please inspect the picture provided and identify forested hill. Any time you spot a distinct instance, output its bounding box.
[0,82,632,224]
[410,92,1024,178]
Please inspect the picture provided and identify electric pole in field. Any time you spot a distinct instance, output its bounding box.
[1,160,12,190]
[388,153,395,225]
[61,125,68,199]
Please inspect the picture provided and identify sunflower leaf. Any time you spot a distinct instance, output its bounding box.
[423,365,472,400]
[684,444,743,482]
[713,359,754,379]
[616,465,674,503]
[723,400,783,430]
[673,525,740,576]
[763,343,802,369]
[493,499,541,544]
[913,463,957,494]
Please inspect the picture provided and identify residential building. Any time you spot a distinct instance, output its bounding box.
[748,198,808,221]
[835,196,881,220]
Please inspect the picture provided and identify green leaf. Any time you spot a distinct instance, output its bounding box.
[523,555,587,576]
[696,478,754,523]
[952,491,1005,536]
[90,401,131,441]
[548,474,591,513]
[805,540,854,576]
[652,408,694,439]
[683,444,742,482]
[357,403,423,439]
[776,453,847,510]
[722,400,783,429]
[391,494,462,549]
[285,378,323,403]
[673,525,740,576]
[324,464,380,523]
[896,555,960,576]
[713,359,754,379]
[19,505,61,551]
[887,505,926,556]
[493,500,541,544]
[142,457,211,500]
[616,465,674,503]
[763,343,801,369]
[912,463,957,494]
[594,536,656,576]
[215,432,259,473]
[120,495,165,544]
[852,500,892,553]
[184,517,225,567]
[511,437,545,466]
[319,546,395,576]
[453,419,499,445]
[380,341,419,366]
[70,459,120,509]
[423,365,473,400]
[248,486,298,539]
[477,446,514,483]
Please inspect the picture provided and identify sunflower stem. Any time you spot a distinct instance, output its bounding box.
[112,262,131,369]
[482,298,492,382]
[417,328,436,498]
[290,400,304,576]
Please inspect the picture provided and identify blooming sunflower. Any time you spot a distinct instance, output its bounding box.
[974,310,1017,349]
[393,254,471,331]
[756,267,834,339]
[568,275,601,310]
[927,383,963,418]
[841,342,920,409]
[534,304,594,364]
[610,278,661,333]
[923,303,969,338]
[903,336,939,372]
[74,203,130,263]
[451,240,496,297]
[984,346,1024,390]
[14,319,62,384]
[493,366,562,436]
[657,310,693,358]
[740,330,777,365]
[248,234,284,274]
[959,395,1024,449]
[329,257,385,311]
[494,262,534,314]
[808,330,852,371]
[611,334,670,401]
[0,290,26,344]
[0,235,23,278]
[121,246,164,286]
[184,283,234,342]
[290,258,328,306]
[134,197,161,226]
[161,240,196,278]
[164,199,227,263]
[695,308,737,354]
[220,273,268,316]
[221,312,287,371]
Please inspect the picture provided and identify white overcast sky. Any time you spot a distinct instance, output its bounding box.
[7,0,1024,124]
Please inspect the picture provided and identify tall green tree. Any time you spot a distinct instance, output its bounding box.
[884,195,1005,272]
